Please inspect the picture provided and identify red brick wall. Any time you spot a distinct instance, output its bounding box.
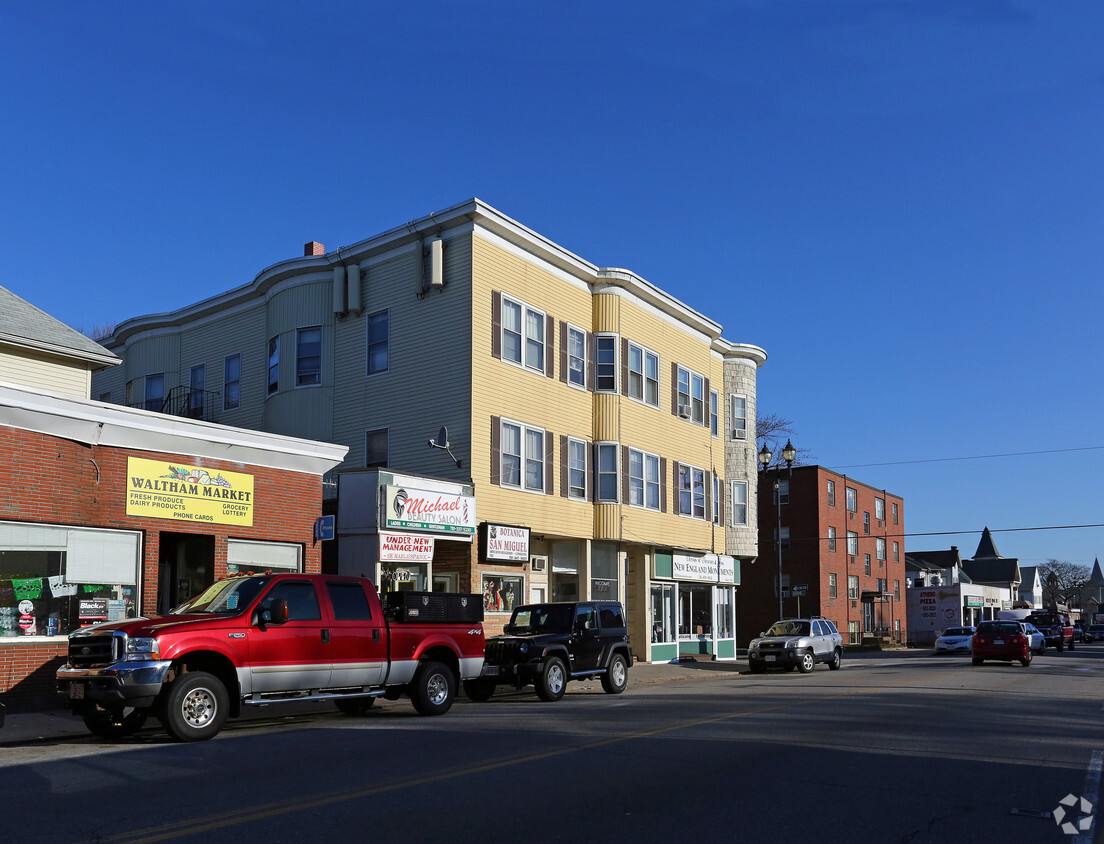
[0,426,328,711]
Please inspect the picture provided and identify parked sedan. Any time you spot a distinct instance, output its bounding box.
[1023,622,1046,655]
[1085,624,1104,643]
[934,626,975,653]
[972,620,1032,666]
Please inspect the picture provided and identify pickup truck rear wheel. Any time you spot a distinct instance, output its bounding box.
[463,678,497,702]
[161,671,228,742]
[410,661,456,716]
[82,705,148,739]
[601,654,628,694]
[334,697,376,716]
[536,656,567,702]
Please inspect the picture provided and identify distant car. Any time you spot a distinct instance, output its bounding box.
[747,617,844,673]
[971,620,1032,666]
[1073,622,1085,643]
[1085,624,1104,643]
[1022,622,1046,655]
[934,626,975,654]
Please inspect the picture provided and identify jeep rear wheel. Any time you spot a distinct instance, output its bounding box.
[82,705,148,739]
[410,661,456,716]
[797,650,816,673]
[601,654,628,694]
[536,656,567,702]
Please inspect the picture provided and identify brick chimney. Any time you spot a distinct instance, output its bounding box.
[304,241,324,257]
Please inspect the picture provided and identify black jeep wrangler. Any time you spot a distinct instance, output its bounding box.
[464,601,633,702]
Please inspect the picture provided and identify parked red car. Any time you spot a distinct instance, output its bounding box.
[971,620,1032,667]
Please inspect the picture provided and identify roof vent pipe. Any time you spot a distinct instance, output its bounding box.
[347,263,361,313]
[333,265,346,314]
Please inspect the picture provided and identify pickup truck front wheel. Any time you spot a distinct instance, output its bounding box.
[410,661,456,716]
[82,704,148,739]
[161,671,228,742]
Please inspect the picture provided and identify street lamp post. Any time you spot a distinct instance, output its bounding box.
[759,439,797,621]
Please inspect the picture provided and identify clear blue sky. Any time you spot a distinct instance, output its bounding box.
[3,1,1101,568]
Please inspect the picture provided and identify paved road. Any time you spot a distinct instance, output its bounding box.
[4,648,1103,844]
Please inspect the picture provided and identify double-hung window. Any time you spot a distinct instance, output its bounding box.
[829,573,838,599]
[188,365,205,417]
[628,448,660,510]
[296,326,321,386]
[267,336,279,395]
[365,429,388,468]
[876,537,886,561]
[627,343,659,405]
[144,373,164,412]
[846,487,857,512]
[875,497,885,521]
[500,421,545,493]
[730,394,747,439]
[847,531,858,557]
[567,437,588,500]
[730,480,748,526]
[710,390,719,437]
[501,296,545,373]
[676,366,705,424]
[848,575,859,600]
[367,310,389,374]
[828,526,837,552]
[224,354,241,409]
[595,335,617,392]
[596,442,618,502]
[827,479,836,506]
[678,464,706,519]
[567,326,586,388]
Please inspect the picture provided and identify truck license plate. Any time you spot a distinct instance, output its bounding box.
[70,683,84,700]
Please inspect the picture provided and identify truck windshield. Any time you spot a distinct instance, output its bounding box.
[170,577,270,615]
[508,604,574,634]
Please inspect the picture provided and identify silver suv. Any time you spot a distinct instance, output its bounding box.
[748,617,844,674]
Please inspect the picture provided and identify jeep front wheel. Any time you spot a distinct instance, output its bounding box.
[797,650,816,673]
[536,656,567,701]
[601,654,628,694]
[410,661,455,716]
[161,671,228,742]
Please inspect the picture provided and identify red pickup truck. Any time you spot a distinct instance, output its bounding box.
[56,573,485,742]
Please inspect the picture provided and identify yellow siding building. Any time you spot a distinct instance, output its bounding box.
[93,199,767,662]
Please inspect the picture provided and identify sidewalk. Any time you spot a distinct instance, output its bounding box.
[0,650,925,746]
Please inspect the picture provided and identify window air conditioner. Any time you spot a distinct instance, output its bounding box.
[732,429,747,440]
[530,555,547,573]
[678,404,692,419]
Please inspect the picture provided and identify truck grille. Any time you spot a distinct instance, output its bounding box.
[68,632,120,668]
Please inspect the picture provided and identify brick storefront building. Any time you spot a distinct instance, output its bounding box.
[740,465,906,647]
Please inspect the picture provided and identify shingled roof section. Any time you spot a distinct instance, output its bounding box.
[972,526,1001,560]
[1090,558,1104,588]
[962,527,1020,586]
[0,284,119,367]
[905,549,961,571]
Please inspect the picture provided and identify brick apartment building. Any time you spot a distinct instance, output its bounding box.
[740,465,906,647]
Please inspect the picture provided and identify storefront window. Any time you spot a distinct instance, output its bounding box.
[0,522,139,639]
[678,583,713,638]
[591,542,620,602]
[381,563,428,592]
[482,573,523,613]
[650,583,675,643]
[715,586,734,639]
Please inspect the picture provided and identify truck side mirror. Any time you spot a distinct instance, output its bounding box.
[256,599,289,627]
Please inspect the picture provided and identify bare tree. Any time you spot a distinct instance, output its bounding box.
[74,323,117,342]
[1039,559,1091,609]
[755,413,814,469]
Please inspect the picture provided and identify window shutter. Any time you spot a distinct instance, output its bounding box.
[621,445,629,504]
[588,441,594,502]
[586,332,595,391]
[672,460,680,512]
[671,361,679,415]
[559,322,568,384]
[621,337,629,396]
[718,479,725,523]
[560,435,568,498]
[491,291,502,360]
[659,457,667,513]
[705,469,712,519]
[489,416,500,485]
[545,429,554,494]
[546,317,555,378]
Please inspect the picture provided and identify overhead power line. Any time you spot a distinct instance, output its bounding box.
[830,445,1104,470]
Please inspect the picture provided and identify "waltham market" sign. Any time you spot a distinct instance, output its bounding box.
[126,457,255,526]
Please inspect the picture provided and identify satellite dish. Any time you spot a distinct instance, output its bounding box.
[427,425,460,468]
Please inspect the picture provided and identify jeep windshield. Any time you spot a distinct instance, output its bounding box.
[507,604,575,634]
[765,621,810,637]
[170,576,271,615]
